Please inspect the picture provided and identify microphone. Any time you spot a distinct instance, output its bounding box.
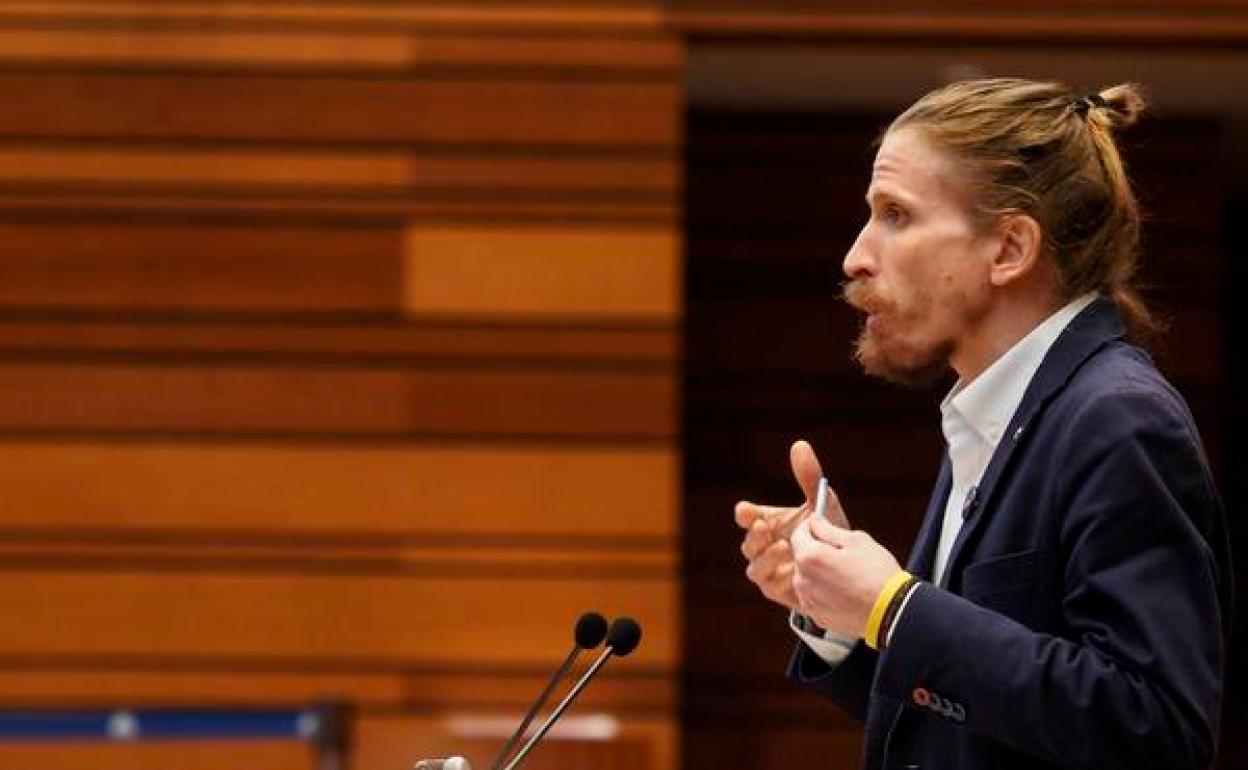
[487,611,608,770]
[413,758,471,770]
[498,617,642,770]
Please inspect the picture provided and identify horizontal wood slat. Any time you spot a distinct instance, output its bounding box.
[0,2,670,33]
[0,442,676,538]
[0,321,677,365]
[0,73,680,147]
[0,222,402,313]
[0,540,676,578]
[404,225,680,320]
[0,146,676,196]
[0,669,406,706]
[0,30,680,72]
[671,6,1248,43]
[0,363,675,438]
[0,740,309,770]
[0,570,677,667]
[0,668,672,711]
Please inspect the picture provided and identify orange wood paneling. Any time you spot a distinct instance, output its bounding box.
[0,2,671,32]
[0,363,675,438]
[0,670,407,706]
[0,668,673,711]
[0,73,680,147]
[0,146,675,196]
[404,226,680,320]
[0,29,681,72]
[0,570,678,668]
[0,5,683,769]
[0,223,402,313]
[0,321,677,365]
[0,442,676,538]
[0,740,310,770]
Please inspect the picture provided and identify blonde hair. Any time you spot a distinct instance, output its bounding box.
[889,77,1156,340]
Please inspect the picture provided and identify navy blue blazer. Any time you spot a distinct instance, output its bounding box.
[789,299,1233,770]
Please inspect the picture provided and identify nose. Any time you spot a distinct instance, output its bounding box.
[842,223,876,280]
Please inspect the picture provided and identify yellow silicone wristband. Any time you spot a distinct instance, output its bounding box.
[864,570,913,651]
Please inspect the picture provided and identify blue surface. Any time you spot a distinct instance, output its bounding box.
[0,709,319,741]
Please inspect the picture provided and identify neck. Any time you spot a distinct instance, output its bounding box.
[950,289,1063,384]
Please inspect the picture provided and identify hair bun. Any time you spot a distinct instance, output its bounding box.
[1094,83,1146,131]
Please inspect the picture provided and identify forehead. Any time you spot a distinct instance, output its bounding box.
[869,127,971,206]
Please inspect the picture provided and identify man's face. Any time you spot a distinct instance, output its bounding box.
[842,126,996,387]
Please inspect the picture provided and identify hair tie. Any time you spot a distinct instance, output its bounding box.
[1074,93,1108,117]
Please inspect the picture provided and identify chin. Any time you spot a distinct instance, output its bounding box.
[854,329,951,389]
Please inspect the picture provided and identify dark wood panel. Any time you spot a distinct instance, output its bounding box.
[0,363,675,438]
[0,320,677,365]
[0,2,671,35]
[670,3,1248,43]
[0,29,680,74]
[0,73,680,147]
[0,222,401,312]
[0,740,308,770]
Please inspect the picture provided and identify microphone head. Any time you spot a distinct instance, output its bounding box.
[605,617,642,657]
[574,611,609,649]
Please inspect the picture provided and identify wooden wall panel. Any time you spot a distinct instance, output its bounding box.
[0,224,402,313]
[0,74,680,147]
[0,740,310,770]
[0,3,682,770]
[0,443,676,537]
[404,226,680,320]
[0,364,675,437]
[0,570,677,667]
[668,0,1248,42]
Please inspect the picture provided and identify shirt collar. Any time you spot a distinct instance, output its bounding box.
[941,293,1098,447]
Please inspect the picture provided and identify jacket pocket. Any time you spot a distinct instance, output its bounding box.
[961,549,1038,620]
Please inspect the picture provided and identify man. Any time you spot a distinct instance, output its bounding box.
[736,78,1232,770]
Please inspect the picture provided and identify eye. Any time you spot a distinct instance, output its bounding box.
[880,203,907,227]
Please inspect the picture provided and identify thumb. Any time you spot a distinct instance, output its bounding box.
[790,439,824,505]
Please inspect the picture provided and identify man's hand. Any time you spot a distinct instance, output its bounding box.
[791,515,903,637]
[735,440,850,610]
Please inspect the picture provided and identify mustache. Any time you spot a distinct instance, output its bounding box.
[841,280,892,315]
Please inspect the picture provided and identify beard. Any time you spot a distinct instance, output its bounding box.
[843,279,952,389]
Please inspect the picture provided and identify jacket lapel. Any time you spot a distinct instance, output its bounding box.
[938,298,1127,588]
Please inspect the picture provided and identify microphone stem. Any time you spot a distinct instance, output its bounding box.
[499,648,616,770]
[489,646,580,770]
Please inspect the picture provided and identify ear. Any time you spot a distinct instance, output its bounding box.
[988,214,1043,288]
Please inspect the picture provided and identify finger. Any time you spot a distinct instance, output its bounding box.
[741,501,802,521]
[790,439,824,504]
[763,563,797,606]
[753,538,792,575]
[734,500,760,530]
[809,515,852,546]
[740,520,773,560]
[745,539,791,586]
[820,486,852,530]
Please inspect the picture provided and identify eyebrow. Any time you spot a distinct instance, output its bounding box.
[865,184,916,208]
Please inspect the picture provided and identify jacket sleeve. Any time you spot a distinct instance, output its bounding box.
[872,388,1229,770]
[787,637,879,723]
